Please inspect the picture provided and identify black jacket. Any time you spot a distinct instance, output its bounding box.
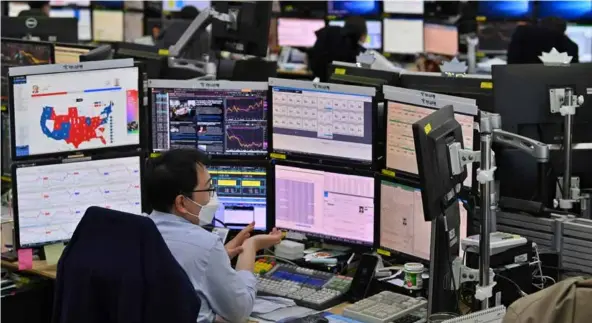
[508,25,579,64]
[309,26,365,82]
[52,207,200,323]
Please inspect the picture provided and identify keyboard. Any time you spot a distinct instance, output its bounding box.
[256,263,353,310]
[343,291,427,323]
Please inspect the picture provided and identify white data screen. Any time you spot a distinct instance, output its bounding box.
[278,18,325,48]
[93,10,124,42]
[383,18,424,54]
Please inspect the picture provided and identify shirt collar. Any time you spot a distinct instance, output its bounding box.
[150,210,192,225]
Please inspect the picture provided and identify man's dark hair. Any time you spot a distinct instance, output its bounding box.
[344,16,367,40]
[539,17,567,34]
[179,6,199,20]
[29,1,49,9]
[145,148,210,213]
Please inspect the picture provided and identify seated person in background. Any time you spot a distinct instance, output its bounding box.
[145,149,283,323]
[156,6,211,60]
[507,17,579,64]
[309,16,367,82]
[18,1,49,17]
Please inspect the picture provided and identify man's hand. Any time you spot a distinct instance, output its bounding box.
[245,228,283,251]
[224,222,254,259]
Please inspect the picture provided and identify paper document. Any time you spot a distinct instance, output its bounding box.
[253,296,296,314]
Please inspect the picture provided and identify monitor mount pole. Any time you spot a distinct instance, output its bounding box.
[549,88,585,211]
[449,111,549,309]
[167,7,238,79]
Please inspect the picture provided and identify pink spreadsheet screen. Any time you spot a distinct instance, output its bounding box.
[424,24,459,56]
[386,101,474,186]
[274,165,375,244]
[380,181,467,260]
[278,18,325,47]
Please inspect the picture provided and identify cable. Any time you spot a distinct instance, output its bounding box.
[495,272,528,297]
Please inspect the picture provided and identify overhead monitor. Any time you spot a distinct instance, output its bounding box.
[383,86,477,187]
[328,20,382,50]
[274,163,375,246]
[9,59,140,159]
[277,18,325,48]
[162,0,210,12]
[210,163,267,231]
[50,0,91,6]
[148,80,268,157]
[54,45,91,64]
[1,17,78,42]
[380,179,467,261]
[423,23,458,56]
[269,78,376,165]
[477,0,533,19]
[8,2,29,17]
[124,0,144,10]
[566,25,592,63]
[13,154,143,248]
[1,39,54,68]
[538,1,592,21]
[124,12,144,42]
[383,18,424,54]
[327,0,379,16]
[49,8,92,41]
[92,10,124,42]
[477,21,524,53]
[383,0,424,14]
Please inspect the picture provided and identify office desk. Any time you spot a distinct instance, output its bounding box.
[1,259,57,279]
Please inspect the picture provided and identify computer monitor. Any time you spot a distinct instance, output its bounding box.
[1,109,11,177]
[54,44,92,64]
[49,8,92,41]
[477,0,534,19]
[12,154,143,249]
[477,21,525,53]
[379,178,467,261]
[210,162,268,231]
[383,0,424,14]
[566,25,592,63]
[50,0,90,6]
[423,23,458,56]
[148,80,268,156]
[383,18,424,54]
[92,10,124,42]
[163,0,210,12]
[269,78,377,166]
[8,2,29,17]
[327,0,379,16]
[1,38,54,70]
[383,85,477,187]
[9,59,140,160]
[277,18,325,48]
[124,11,144,42]
[273,162,375,246]
[124,0,144,10]
[327,20,382,50]
[538,1,592,21]
[1,17,78,43]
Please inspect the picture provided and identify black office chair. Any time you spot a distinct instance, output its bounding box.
[52,207,200,323]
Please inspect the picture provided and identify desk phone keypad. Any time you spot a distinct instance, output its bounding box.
[256,263,353,310]
[343,291,427,323]
[254,258,275,274]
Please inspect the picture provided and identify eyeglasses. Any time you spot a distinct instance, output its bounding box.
[190,187,216,198]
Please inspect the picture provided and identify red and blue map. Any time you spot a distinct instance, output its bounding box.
[40,103,113,148]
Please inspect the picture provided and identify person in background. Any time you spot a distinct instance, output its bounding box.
[19,1,50,17]
[145,149,283,323]
[309,16,368,82]
[507,17,579,64]
[156,6,211,60]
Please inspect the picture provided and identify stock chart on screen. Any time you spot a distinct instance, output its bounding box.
[151,87,268,156]
[15,156,142,247]
[11,67,140,158]
[211,165,267,231]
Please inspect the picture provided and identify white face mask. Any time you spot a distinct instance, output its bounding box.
[184,193,220,226]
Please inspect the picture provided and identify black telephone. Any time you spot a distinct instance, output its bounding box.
[348,253,379,302]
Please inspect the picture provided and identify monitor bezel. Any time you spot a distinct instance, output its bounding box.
[146,79,270,159]
[8,58,144,161]
[268,77,379,170]
[382,85,477,185]
[208,159,271,232]
[0,37,56,67]
[268,159,378,248]
[12,150,145,249]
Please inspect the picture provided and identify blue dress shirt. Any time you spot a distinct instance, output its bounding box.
[150,211,257,323]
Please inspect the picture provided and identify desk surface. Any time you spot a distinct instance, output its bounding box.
[1,259,57,279]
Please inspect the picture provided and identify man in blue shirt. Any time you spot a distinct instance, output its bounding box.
[145,149,283,322]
